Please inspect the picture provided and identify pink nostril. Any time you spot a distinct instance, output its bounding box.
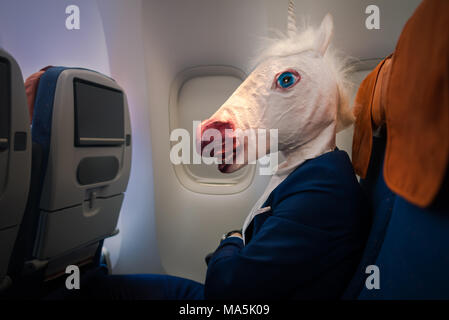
[196,119,235,156]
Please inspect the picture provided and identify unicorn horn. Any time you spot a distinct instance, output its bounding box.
[287,0,297,37]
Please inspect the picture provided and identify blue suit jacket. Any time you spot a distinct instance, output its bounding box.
[205,150,369,299]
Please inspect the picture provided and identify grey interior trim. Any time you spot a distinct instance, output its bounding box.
[79,137,125,143]
[352,58,384,71]
[0,138,8,151]
[0,49,31,284]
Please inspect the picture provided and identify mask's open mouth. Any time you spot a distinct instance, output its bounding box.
[197,119,240,173]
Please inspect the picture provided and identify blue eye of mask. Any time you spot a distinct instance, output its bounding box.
[277,72,295,88]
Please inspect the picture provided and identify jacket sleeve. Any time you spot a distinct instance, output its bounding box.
[208,236,245,266]
[204,180,363,300]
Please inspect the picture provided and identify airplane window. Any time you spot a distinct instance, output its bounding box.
[74,78,125,147]
[169,66,256,194]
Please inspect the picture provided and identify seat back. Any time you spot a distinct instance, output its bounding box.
[344,0,449,299]
[9,67,131,287]
[0,49,32,292]
[344,132,449,299]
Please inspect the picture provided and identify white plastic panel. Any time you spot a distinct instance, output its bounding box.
[40,69,131,211]
[34,195,123,259]
[97,0,163,274]
[0,50,31,232]
[170,66,256,194]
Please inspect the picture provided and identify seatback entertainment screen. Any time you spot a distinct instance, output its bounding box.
[74,78,124,147]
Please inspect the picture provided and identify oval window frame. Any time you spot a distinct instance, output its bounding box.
[168,65,256,195]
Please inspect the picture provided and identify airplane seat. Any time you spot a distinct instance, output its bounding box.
[0,49,32,293]
[343,0,449,299]
[343,130,449,299]
[7,67,132,297]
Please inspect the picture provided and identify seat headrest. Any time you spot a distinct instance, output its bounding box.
[352,0,449,208]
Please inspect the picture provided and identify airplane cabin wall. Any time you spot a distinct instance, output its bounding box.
[0,0,110,79]
[142,0,273,283]
[97,0,164,275]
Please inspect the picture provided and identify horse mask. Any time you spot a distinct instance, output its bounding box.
[197,1,354,239]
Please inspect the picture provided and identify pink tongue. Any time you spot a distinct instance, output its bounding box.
[218,163,230,173]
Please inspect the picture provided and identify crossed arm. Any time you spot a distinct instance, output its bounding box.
[204,188,363,299]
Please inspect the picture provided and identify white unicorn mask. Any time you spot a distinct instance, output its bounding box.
[198,3,353,175]
[198,2,354,239]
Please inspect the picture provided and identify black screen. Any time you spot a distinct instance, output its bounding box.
[74,78,124,147]
[0,58,10,150]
